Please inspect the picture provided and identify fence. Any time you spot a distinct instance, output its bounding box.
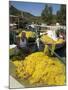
[40,25,66,31]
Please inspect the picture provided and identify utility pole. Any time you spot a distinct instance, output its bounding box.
[21,11,24,18]
[18,17,19,29]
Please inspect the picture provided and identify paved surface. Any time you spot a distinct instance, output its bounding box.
[10,76,24,89]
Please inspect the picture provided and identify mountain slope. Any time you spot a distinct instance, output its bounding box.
[9,5,42,23]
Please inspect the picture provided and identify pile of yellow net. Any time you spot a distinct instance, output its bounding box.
[18,31,35,39]
[13,52,65,86]
[41,35,64,44]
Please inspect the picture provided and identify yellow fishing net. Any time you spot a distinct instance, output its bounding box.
[13,52,65,86]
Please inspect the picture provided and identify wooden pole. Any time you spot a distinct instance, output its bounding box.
[18,17,19,29]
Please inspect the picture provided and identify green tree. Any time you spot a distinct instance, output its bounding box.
[41,4,53,25]
[57,5,66,25]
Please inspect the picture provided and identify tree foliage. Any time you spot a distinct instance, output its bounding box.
[57,5,66,25]
[9,4,66,26]
[41,4,53,25]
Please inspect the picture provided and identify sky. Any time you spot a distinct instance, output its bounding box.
[10,1,61,16]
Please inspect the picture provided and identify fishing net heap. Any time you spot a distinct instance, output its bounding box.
[18,31,36,39]
[41,35,64,44]
[13,52,65,86]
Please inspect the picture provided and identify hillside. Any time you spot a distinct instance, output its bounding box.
[9,5,21,16]
[9,5,41,23]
